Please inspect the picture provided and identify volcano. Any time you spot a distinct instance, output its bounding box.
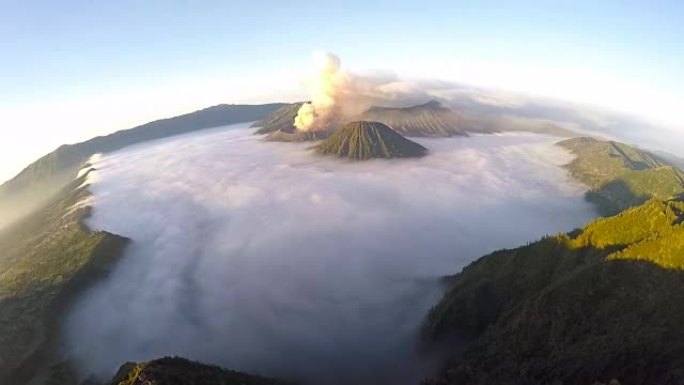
[356,100,468,137]
[250,103,303,135]
[314,121,427,160]
[253,103,335,142]
[251,101,470,139]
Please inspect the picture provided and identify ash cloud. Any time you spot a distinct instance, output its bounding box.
[63,124,595,384]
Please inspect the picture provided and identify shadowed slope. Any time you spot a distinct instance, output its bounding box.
[425,198,684,385]
[314,121,427,160]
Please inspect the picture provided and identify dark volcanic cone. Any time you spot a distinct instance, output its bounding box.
[314,121,427,160]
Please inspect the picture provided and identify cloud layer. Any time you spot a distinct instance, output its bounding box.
[63,124,596,384]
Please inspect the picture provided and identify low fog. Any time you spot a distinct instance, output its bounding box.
[63,123,596,384]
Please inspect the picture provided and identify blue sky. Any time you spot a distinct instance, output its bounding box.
[1,0,683,181]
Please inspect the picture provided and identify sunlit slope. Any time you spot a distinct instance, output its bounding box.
[250,103,303,135]
[109,357,291,385]
[314,121,427,160]
[0,103,283,229]
[559,137,684,215]
[425,198,684,385]
[0,173,128,385]
[356,101,469,137]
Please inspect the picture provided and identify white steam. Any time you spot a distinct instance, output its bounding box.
[293,52,434,131]
[63,124,596,384]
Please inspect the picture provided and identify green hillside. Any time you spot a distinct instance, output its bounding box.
[0,172,129,385]
[0,103,283,230]
[314,121,427,160]
[109,357,291,385]
[425,198,684,385]
[559,137,684,215]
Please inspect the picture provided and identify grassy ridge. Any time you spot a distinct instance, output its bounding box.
[0,174,129,385]
[559,137,684,215]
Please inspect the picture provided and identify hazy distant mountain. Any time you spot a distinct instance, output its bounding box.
[314,121,427,160]
[356,100,469,137]
[0,103,284,229]
[651,149,684,170]
[425,197,684,385]
[558,137,684,215]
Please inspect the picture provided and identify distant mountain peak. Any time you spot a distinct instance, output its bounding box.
[411,99,446,109]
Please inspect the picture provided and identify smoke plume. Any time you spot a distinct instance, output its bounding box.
[293,52,434,131]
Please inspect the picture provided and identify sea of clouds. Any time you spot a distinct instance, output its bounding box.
[63,123,596,384]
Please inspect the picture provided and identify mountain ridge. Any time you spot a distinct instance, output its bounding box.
[355,100,469,137]
[250,100,582,141]
[558,137,684,215]
[0,103,284,229]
